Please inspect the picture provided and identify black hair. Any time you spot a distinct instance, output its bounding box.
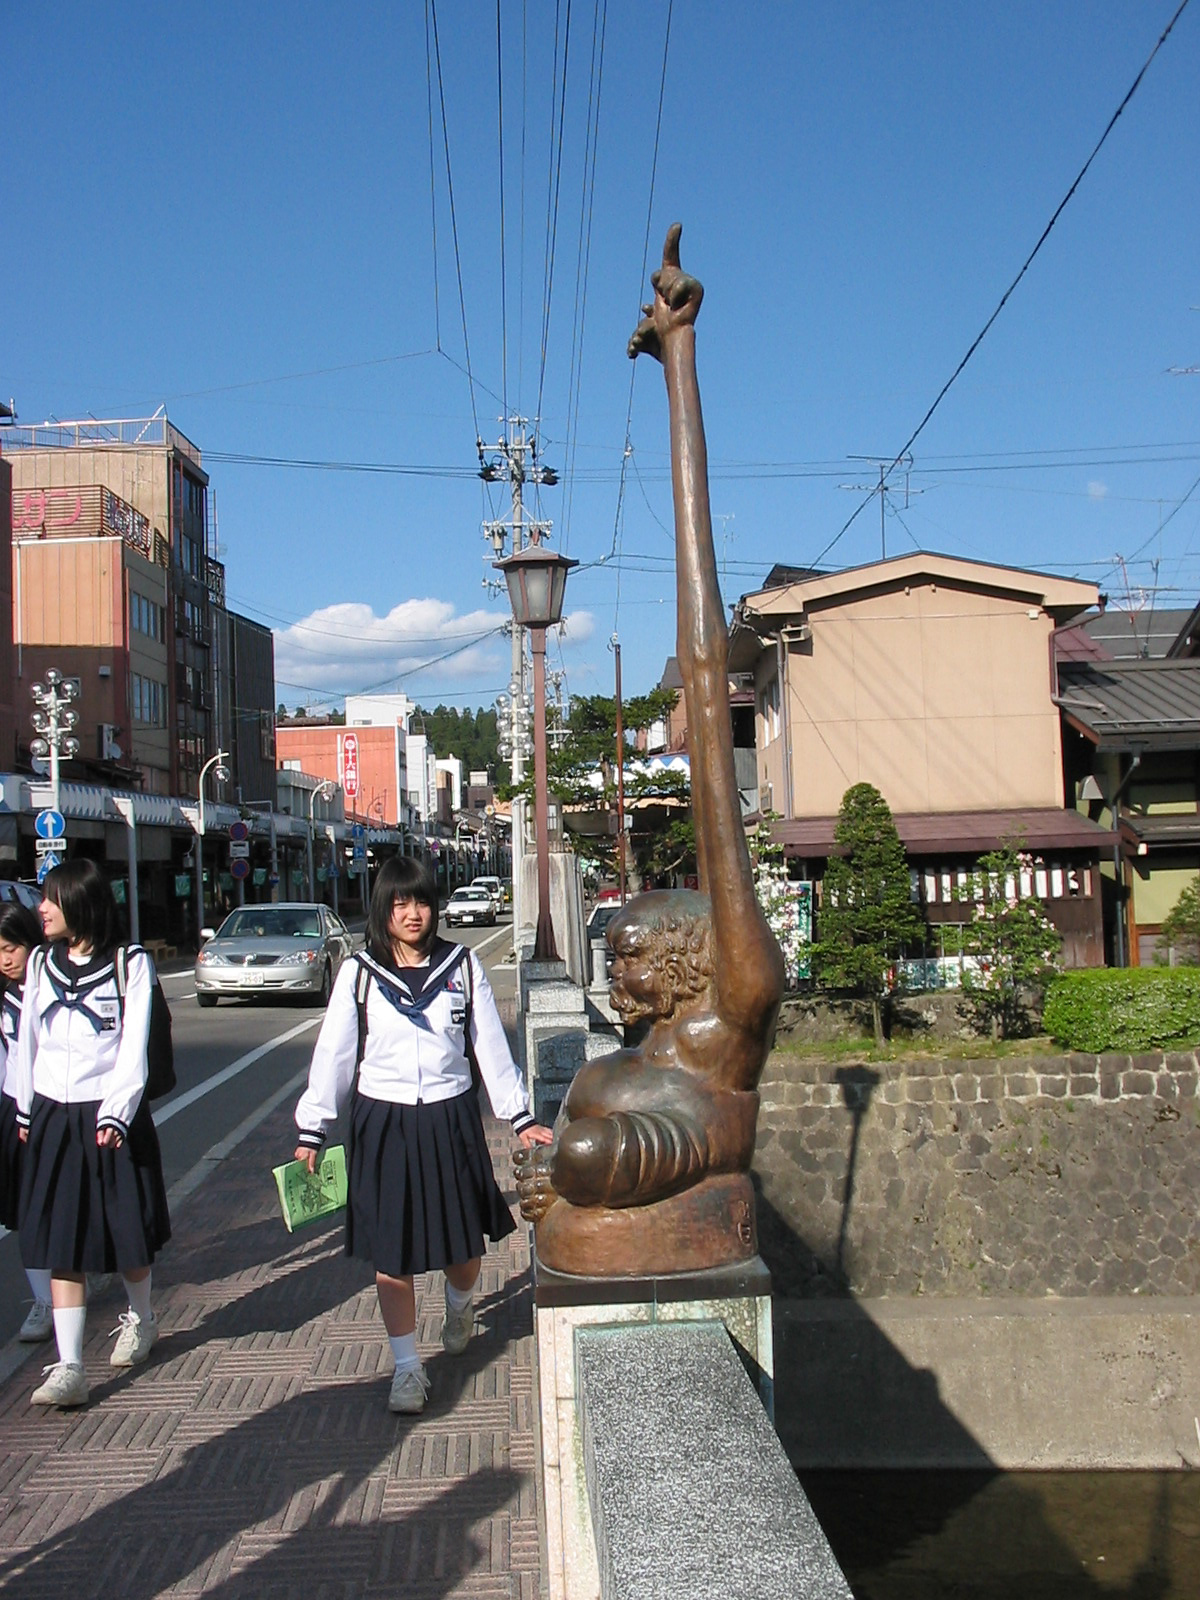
[42,859,118,955]
[366,854,440,962]
[0,901,44,953]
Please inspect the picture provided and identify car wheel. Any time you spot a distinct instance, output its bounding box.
[197,993,217,1009]
[313,963,332,1008]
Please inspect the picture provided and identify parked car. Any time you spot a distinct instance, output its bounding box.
[445,885,497,928]
[195,903,354,1007]
[0,880,43,913]
[471,876,504,914]
[586,897,629,977]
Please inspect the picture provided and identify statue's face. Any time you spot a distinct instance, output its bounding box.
[608,922,668,1023]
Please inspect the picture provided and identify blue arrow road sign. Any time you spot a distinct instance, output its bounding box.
[36,852,61,884]
[35,809,66,841]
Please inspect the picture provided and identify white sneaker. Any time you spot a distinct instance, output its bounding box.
[30,1362,89,1408]
[388,1364,430,1415]
[110,1310,159,1368]
[441,1297,475,1356]
[18,1301,54,1343]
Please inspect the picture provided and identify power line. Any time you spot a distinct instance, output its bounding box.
[610,0,674,636]
[560,0,609,557]
[429,0,485,444]
[811,0,1194,569]
[424,0,441,348]
[536,0,573,430]
[496,0,510,424]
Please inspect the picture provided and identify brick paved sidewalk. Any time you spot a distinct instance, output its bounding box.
[0,1095,544,1599]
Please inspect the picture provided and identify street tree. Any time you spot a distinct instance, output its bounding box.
[956,841,1062,1037]
[813,783,923,1042]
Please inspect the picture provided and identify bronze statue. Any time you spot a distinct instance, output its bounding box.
[514,225,785,1276]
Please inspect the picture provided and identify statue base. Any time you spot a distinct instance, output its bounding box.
[534,1172,760,1277]
[532,1245,774,1600]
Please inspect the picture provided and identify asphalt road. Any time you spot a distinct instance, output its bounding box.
[0,918,517,1347]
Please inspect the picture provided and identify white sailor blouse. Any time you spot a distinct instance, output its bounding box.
[294,945,533,1151]
[1,978,24,1101]
[12,944,153,1138]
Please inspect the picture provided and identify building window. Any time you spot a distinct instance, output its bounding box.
[131,591,163,642]
[132,674,165,727]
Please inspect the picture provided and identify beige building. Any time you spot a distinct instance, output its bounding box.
[12,484,172,791]
[6,417,223,797]
[729,552,1110,967]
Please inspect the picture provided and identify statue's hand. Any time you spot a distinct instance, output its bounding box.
[627,223,704,363]
[514,1144,558,1223]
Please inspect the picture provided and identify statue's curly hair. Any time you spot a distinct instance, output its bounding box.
[609,889,714,1017]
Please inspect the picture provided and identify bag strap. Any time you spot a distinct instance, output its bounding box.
[353,957,372,1070]
[114,945,128,1019]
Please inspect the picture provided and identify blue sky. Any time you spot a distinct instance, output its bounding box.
[5,2,1199,711]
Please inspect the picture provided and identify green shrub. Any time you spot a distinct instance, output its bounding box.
[1043,968,1200,1053]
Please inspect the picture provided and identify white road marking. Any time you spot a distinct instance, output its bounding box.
[153,1016,320,1126]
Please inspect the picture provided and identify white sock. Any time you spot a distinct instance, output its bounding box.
[388,1331,421,1372]
[445,1273,478,1313]
[53,1305,87,1367]
[25,1267,52,1306]
[122,1273,153,1323]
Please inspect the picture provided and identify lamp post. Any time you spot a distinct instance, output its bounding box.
[493,536,577,960]
[195,749,230,944]
[30,669,81,815]
[307,778,338,901]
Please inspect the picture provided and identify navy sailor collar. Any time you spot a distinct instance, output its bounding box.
[44,941,118,993]
[357,940,467,1004]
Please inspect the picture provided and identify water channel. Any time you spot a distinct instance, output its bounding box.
[798,1469,1200,1599]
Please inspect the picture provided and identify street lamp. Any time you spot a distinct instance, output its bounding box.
[307,778,338,904]
[30,669,81,813]
[195,749,230,943]
[493,536,577,960]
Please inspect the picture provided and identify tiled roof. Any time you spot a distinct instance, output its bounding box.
[1056,660,1200,746]
[771,807,1109,858]
[1081,608,1192,661]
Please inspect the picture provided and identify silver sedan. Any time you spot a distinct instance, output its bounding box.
[195,903,355,1007]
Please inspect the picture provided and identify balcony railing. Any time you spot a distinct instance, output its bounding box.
[2,414,203,469]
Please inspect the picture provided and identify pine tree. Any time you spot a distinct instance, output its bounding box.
[813,783,922,1042]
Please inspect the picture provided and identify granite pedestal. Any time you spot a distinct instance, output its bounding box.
[533,1252,775,1600]
[577,1323,853,1600]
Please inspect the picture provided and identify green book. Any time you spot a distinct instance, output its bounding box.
[273,1145,348,1233]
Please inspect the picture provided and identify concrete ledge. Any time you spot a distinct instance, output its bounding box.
[776,1294,1200,1469]
[576,1323,852,1600]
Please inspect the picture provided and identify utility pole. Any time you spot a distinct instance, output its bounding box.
[611,635,626,905]
[481,417,558,949]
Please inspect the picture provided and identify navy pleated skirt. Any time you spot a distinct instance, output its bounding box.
[347,1088,516,1277]
[0,1092,22,1231]
[19,1095,171,1273]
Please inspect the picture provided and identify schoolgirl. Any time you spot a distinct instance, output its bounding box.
[293,855,551,1414]
[14,860,171,1409]
[0,901,53,1342]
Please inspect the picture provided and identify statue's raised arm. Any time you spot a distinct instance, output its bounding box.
[628,225,784,1047]
[515,225,785,1276]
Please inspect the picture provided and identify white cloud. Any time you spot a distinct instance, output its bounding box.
[556,608,595,645]
[273,597,509,701]
[1087,480,1109,501]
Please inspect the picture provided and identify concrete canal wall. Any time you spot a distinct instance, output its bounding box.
[755,1047,1200,1466]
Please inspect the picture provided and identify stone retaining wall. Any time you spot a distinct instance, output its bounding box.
[753,1049,1200,1299]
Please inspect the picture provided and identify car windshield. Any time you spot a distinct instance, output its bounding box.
[453,889,487,901]
[218,909,322,939]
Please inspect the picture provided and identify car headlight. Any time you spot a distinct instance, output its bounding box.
[197,949,226,966]
[278,949,321,966]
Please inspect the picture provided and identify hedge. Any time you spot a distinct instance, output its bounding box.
[1042,967,1200,1054]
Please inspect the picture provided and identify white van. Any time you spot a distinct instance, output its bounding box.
[472,876,504,914]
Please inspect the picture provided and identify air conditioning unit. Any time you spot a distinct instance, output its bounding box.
[780,620,812,644]
[99,724,123,762]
